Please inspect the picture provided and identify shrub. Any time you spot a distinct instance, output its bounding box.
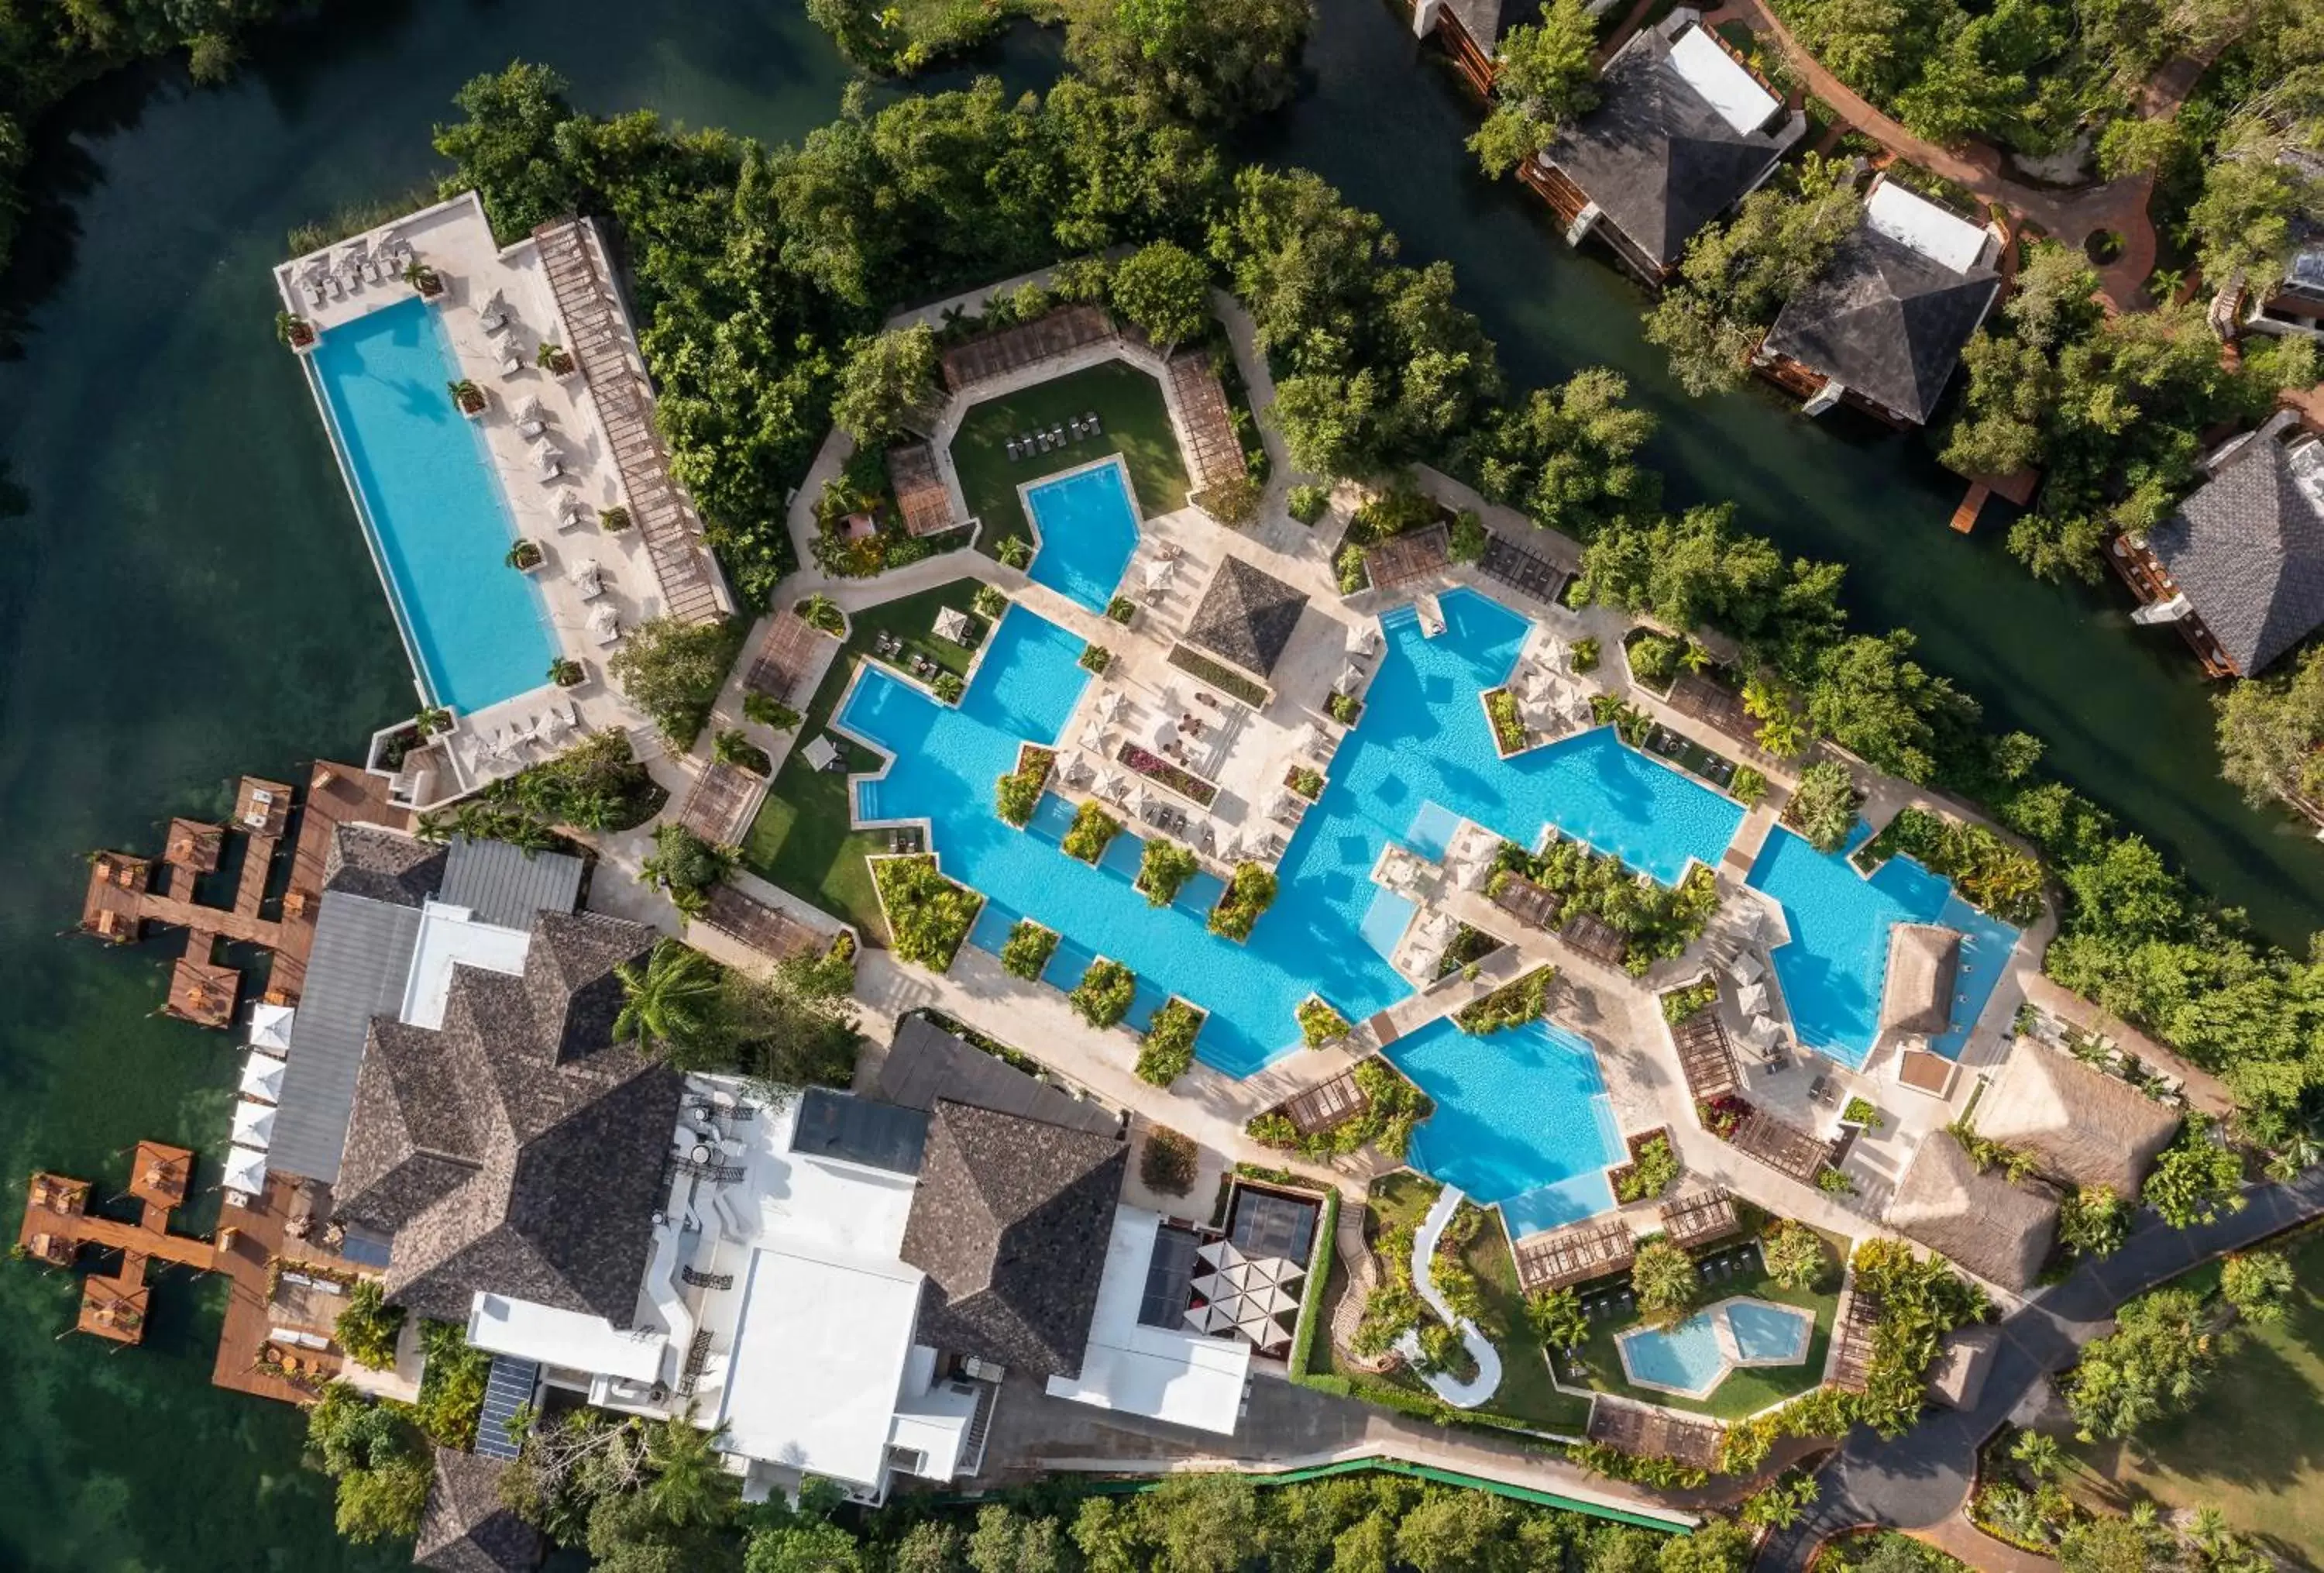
[1630,1237,1697,1327]
[640,821,734,916]
[1841,1096,1882,1129]
[598,504,632,532]
[413,1321,491,1451]
[1080,643,1112,674]
[1662,981,1717,1023]
[1816,1165,1856,1195]
[743,691,800,729]
[1335,542,1368,594]
[1760,1220,1828,1290]
[1327,690,1362,725]
[999,919,1057,980]
[873,855,981,972]
[1612,1132,1680,1202]
[995,747,1054,828]
[796,593,845,634]
[713,727,772,776]
[1731,765,1769,803]
[1071,958,1137,1028]
[1106,595,1137,624]
[2058,1184,2130,1259]
[1287,765,1324,799]
[1788,760,1861,853]
[1062,800,1122,863]
[1141,1127,1199,1195]
[1626,632,1680,689]
[1484,688,1525,755]
[334,1279,404,1372]
[2144,1118,2245,1228]
[1569,636,1600,673]
[933,670,965,704]
[1195,473,1263,527]
[1138,839,1201,907]
[998,536,1033,570]
[1455,965,1552,1033]
[1449,508,1487,564]
[606,614,743,749]
[971,583,1008,619]
[1526,1286,1590,1350]
[1296,996,1349,1047]
[2221,1249,2296,1326]
[1137,999,1205,1084]
[2065,1286,2215,1440]
[1287,483,1331,524]
[1208,862,1278,940]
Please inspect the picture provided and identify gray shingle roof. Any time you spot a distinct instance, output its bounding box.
[321,823,447,908]
[439,836,585,930]
[1547,26,1800,270]
[1762,213,1999,425]
[332,912,681,1325]
[266,891,425,1184]
[1444,0,1507,52]
[878,1014,1123,1140]
[2146,412,2324,674]
[414,1448,541,1573]
[1185,555,1308,679]
[901,1100,1126,1379]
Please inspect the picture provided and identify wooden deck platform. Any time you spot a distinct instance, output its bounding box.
[697,883,830,964]
[76,763,407,1028]
[18,1143,215,1347]
[213,1170,356,1403]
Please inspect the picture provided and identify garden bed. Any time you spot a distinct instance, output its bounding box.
[1481,687,1527,757]
[1166,643,1270,707]
[1117,741,1219,807]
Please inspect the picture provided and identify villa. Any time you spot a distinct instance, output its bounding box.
[2113,409,2324,677]
[1758,175,2003,427]
[1533,13,1807,285]
[2237,148,2324,342]
[273,191,730,811]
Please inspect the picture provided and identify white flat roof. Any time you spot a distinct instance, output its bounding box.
[1866,180,1990,274]
[400,900,531,1028]
[1668,26,1780,136]
[468,1292,667,1384]
[1044,1206,1250,1435]
[716,1246,925,1488]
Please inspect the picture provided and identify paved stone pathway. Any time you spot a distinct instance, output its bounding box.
[1755,1169,2324,1571]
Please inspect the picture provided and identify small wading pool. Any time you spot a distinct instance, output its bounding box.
[1614,1295,1816,1399]
[1022,457,1142,614]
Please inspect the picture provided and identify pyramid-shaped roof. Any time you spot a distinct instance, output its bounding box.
[1185,555,1308,679]
[2147,413,2324,674]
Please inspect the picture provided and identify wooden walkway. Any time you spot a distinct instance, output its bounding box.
[531,216,725,624]
[940,305,1115,391]
[213,1170,359,1403]
[77,762,406,1031]
[18,1144,211,1345]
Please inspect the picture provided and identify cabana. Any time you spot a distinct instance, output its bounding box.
[801,735,841,773]
[1880,923,1961,1036]
[934,606,974,645]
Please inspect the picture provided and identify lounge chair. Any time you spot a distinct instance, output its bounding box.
[500,350,525,378]
[1083,411,1098,431]
[325,273,345,300]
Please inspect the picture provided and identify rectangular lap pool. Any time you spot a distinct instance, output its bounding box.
[308,297,555,714]
[1021,458,1142,614]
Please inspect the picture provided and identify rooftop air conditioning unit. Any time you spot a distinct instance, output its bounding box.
[961,1357,1006,1382]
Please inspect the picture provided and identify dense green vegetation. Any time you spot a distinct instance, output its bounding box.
[997,747,1055,828]
[1860,805,2045,925]
[1208,861,1278,939]
[1453,965,1554,1034]
[874,855,982,970]
[1137,997,1204,1084]
[1467,0,1601,179]
[418,728,667,847]
[613,935,862,1092]
[1249,1057,1429,1160]
[1001,918,1060,979]
[1063,800,1124,863]
[1487,838,1720,973]
[2215,643,2324,814]
[606,614,748,748]
[1137,838,1201,906]
[1070,956,1137,1027]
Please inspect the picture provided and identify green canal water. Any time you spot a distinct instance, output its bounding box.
[0,0,2313,1567]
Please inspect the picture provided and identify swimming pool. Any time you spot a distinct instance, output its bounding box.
[1022,458,1142,614]
[1745,824,2019,1068]
[835,585,1747,1223]
[1382,1016,1622,1234]
[1614,1296,1815,1399]
[308,298,555,714]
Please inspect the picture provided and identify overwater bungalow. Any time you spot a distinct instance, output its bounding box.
[1758,176,2003,429]
[2112,410,2324,678]
[1532,15,1806,287]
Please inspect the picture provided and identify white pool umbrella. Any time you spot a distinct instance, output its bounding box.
[1099,770,1129,803]
[239,1054,286,1104]
[1144,557,1177,590]
[1339,661,1365,692]
[1737,982,1771,1019]
[223,1144,270,1196]
[1096,690,1125,723]
[1346,620,1377,656]
[231,1100,276,1149]
[248,1002,295,1055]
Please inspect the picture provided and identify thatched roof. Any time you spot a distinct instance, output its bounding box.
[1880,923,1961,1034]
[1884,1131,2058,1292]
[1975,1037,2182,1198]
[1185,556,1308,678]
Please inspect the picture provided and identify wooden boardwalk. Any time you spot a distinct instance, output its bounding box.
[77,763,405,1030]
[531,216,725,624]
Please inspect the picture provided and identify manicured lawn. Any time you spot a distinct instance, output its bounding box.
[2064,1227,2324,1562]
[1552,1227,1845,1420]
[951,360,1190,563]
[738,578,994,940]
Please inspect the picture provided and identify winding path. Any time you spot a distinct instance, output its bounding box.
[1396,1186,1506,1409]
[1755,1169,2324,1571]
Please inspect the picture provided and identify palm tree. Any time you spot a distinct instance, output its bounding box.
[614,939,722,1056]
[799,592,842,635]
[2011,1428,2062,1482]
[2265,1128,2322,1182]
[640,1414,734,1530]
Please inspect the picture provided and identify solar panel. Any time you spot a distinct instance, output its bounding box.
[789,1087,930,1175]
[1136,1224,1202,1329]
[1228,1188,1320,1262]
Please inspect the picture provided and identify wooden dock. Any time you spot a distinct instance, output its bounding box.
[76,762,407,1030]
[18,1143,211,1345]
[1948,481,1989,534]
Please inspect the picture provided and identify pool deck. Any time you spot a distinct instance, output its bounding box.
[277,191,727,811]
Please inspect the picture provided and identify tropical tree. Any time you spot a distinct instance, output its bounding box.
[1467,0,1601,178]
[830,325,940,447]
[614,939,724,1056]
[1062,0,1312,126]
[2058,1185,2130,1259]
[606,615,741,748]
[639,1416,737,1530]
[1109,240,1212,348]
[1525,1286,1590,1350]
[2219,1250,2297,1327]
[1629,1237,1698,1327]
[2065,1287,2217,1440]
[2144,1121,2247,1228]
[2266,1127,2324,1182]
[638,822,736,917]
[1760,1220,1828,1290]
[2010,1427,2062,1481]
[1788,760,1860,853]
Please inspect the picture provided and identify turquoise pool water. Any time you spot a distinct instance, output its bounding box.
[1745,824,2019,1068]
[1382,1016,1622,1234]
[308,298,555,713]
[1728,1298,1813,1362]
[1023,459,1142,614]
[1619,1312,1725,1396]
[838,586,1745,1220]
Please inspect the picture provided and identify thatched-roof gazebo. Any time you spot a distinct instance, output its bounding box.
[1880,922,1961,1035]
[1973,1036,2183,1198]
[1884,1131,2058,1292]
